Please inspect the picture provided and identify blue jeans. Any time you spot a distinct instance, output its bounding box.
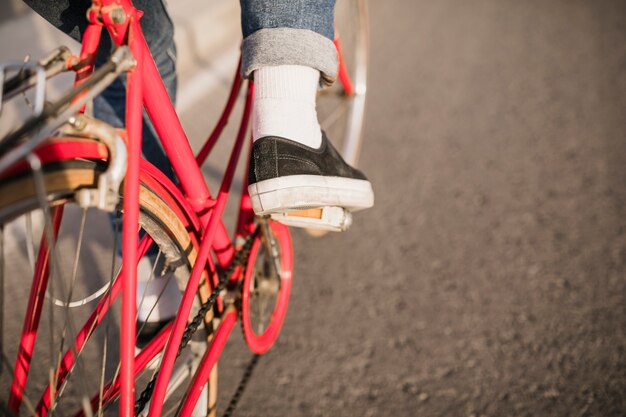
[240,0,338,84]
[24,0,337,174]
[94,0,178,183]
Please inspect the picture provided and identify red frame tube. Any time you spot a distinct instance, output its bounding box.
[148,81,254,417]
[8,208,63,413]
[9,0,267,414]
[119,8,144,416]
[72,23,102,112]
[177,310,238,417]
[335,38,355,96]
[35,237,153,417]
[195,59,243,166]
[73,322,173,417]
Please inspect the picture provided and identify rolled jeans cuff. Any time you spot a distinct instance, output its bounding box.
[242,28,338,85]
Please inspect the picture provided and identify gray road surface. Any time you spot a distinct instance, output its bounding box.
[215,1,626,416]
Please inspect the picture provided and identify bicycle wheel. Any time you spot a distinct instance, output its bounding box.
[0,139,215,416]
[318,0,369,167]
[241,221,293,354]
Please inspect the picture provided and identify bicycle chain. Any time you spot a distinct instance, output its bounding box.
[221,354,261,417]
[134,226,260,415]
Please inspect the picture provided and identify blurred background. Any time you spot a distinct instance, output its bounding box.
[1,0,625,416]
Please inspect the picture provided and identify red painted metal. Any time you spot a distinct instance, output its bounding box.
[8,208,63,413]
[139,40,211,211]
[99,0,137,46]
[35,237,153,417]
[139,159,202,233]
[1,0,299,412]
[335,38,355,96]
[137,162,223,290]
[235,138,256,237]
[72,23,102,113]
[0,138,107,179]
[148,81,254,417]
[195,59,243,166]
[119,12,144,417]
[139,158,234,269]
[73,322,173,417]
[241,222,293,354]
[177,310,238,417]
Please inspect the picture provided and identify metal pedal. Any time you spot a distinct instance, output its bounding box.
[270,206,353,232]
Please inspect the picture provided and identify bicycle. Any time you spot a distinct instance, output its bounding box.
[0,0,368,416]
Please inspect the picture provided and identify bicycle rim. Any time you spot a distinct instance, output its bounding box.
[241,221,293,355]
[0,151,214,416]
[318,0,369,167]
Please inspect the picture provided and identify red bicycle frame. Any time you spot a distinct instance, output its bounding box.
[7,0,247,415]
[6,0,355,415]
[80,3,221,416]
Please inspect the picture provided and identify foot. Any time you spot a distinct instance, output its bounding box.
[247,132,374,215]
[136,319,171,349]
[135,258,180,351]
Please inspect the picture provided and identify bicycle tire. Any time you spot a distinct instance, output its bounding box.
[0,142,216,417]
[241,221,293,354]
[318,0,369,167]
[304,0,369,237]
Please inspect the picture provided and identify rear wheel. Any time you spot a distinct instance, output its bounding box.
[0,143,214,416]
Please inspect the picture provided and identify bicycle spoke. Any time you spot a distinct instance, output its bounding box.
[135,249,163,325]
[0,226,4,378]
[24,213,36,274]
[135,262,177,342]
[256,298,264,334]
[57,219,125,415]
[259,294,270,334]
[96,333,109,417]
[98,216,120,417]
[133,268,179,408]
[27,154,93,417]
[56,207,88,371]
[100,239,161,412]
[163,402,178,417]
[47,234,56,415]
[54,207,90,413]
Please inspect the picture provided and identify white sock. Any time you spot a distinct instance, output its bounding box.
[253,65,322,149]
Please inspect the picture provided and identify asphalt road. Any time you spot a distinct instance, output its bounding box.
[213,1,626,416]
[1,0,625,416]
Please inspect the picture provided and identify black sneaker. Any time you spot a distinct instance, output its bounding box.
[248,132,374,215]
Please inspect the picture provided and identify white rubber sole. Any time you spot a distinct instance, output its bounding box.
[248,175,374,215]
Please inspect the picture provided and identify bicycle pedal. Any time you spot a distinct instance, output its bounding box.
[270,206,352,232]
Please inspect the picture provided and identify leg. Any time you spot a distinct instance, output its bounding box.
[240,0,374,221]
[240,0,338,83]
[94,0,177,266]
[24,0,181,324]
[23,0,178,182]
[94,0,178,183]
